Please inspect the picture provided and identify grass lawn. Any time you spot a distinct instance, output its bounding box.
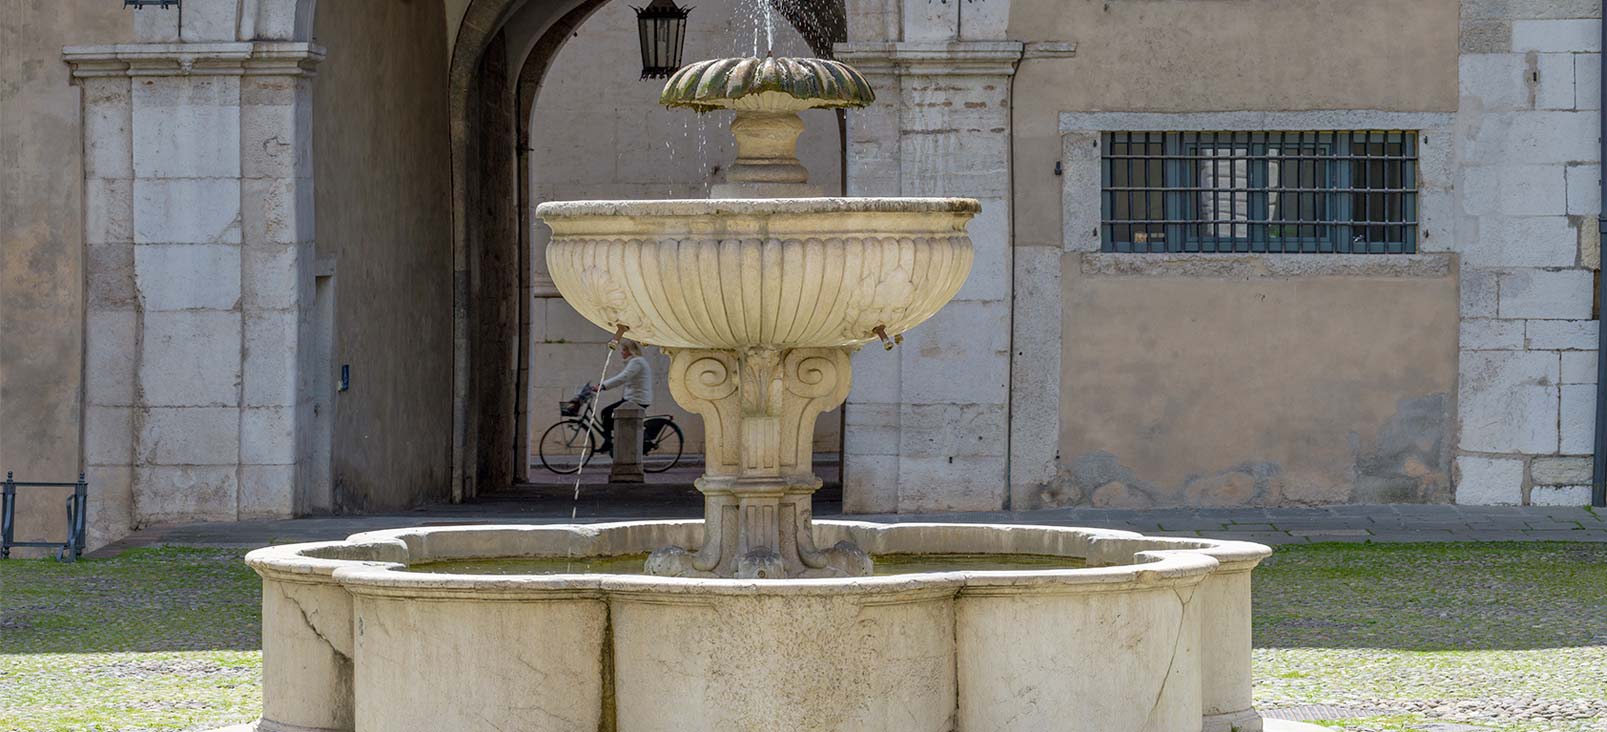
[1,548,260,732]
[1,542,1604,731]
[1254,542,1607,731]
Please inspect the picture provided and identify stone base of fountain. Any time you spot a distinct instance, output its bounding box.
[247,521,1271,732]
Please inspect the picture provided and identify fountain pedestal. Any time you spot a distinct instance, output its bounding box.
[647,347,869,578]
[710,111,818,198]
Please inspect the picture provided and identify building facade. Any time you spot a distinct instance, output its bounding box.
[0,0,1601,553]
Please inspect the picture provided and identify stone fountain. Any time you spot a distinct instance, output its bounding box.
[543,55,973,579]
[245,56,1278,732]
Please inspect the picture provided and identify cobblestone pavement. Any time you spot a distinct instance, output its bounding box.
[97,498,1606,553]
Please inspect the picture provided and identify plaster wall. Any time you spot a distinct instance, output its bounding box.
[1010,0,1459,255]
[312,0,454,511]
[526,0,845,460]
[1051,255,1458,509]
[1000,0,1475,508]
[0,1,126,552]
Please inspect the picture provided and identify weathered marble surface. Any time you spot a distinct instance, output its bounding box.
[246,521,1272,732]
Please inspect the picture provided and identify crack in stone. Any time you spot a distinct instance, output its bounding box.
[1140,585,1193,730]
[279,585,347,661]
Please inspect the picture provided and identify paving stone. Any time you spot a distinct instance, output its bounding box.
[94,503,1607,554]
[1397,521,1488,530]
[1390,503,1464,513]
[1324,504,1398,516]
[1198,531,1305,545]
[1523,516,1587,529]
[1363,531,1467,542]
[1155,520,1233,531]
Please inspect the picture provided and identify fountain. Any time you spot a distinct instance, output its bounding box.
[544,55,974,580]
[245,55,1277,732]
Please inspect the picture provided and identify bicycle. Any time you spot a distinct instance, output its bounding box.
[538,385,684,475]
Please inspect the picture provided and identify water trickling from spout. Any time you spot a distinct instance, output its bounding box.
[564,341,618,570]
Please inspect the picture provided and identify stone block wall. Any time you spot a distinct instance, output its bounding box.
[836,33,1023,513]
[1454,2,1602,506]
[63,0,325,544]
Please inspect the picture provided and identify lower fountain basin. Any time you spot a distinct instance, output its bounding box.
[246,521,1270,732]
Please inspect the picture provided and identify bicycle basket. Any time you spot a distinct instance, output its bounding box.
[559,399,583,417]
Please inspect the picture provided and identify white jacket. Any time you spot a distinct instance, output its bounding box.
[602,356,653,406]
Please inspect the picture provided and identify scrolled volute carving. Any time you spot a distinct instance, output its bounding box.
[784,350,846,400]
[682,354,737,403]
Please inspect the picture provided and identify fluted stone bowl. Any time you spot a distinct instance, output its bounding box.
[536,198,978,350]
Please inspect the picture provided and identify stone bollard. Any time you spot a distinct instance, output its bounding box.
[609,401,646,483]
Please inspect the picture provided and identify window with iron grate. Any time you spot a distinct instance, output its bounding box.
[1101,131,1419,253]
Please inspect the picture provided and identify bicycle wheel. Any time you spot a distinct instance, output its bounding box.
[539,419,597,475]
[642,418,683,473]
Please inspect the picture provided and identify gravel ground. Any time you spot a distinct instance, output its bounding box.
[2,542,1603,731]
[1254,542,1607,731]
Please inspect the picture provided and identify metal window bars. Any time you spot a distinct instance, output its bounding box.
[1,472,88,562]
[1100,131,1419,254]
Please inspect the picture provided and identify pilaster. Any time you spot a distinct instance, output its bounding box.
[835,40,1022,512]
[66,41,323,529]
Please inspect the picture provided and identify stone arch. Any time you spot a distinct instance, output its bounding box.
[445,0,855,498]
[446,0,596,500]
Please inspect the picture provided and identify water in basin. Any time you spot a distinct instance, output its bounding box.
[405,553,1087,576]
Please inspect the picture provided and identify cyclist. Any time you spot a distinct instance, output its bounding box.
[595,339,652,454]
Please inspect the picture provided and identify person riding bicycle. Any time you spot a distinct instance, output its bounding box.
[594,339,652,454]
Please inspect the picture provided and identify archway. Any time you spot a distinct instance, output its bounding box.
[447,0,850,501]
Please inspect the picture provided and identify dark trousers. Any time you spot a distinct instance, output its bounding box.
[598,399,649,452]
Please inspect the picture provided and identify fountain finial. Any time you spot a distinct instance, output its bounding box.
[661,55,875,197]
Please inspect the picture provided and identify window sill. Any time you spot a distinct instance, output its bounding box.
[1076,251,1454,279]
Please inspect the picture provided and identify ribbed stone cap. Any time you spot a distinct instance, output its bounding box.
[660,55,876,113]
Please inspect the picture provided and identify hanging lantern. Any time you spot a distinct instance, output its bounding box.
[635,0,692,80]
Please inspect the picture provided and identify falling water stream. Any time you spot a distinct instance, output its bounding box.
[564,341,619,569]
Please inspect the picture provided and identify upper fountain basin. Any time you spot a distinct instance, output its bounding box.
[660,56,876,114]
[538,197,978,350]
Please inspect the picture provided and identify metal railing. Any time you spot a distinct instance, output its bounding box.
[1,472,88,562]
